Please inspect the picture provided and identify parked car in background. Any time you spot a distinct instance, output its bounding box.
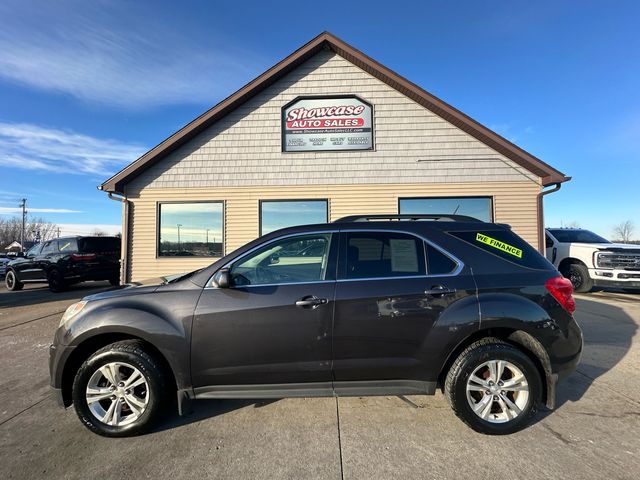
[545,228,640,293]
[50,215,582,437]
[5,236,121,292]
[0,255,10,277]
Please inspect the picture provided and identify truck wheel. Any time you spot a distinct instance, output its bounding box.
[47,269,67,292]
[444,338,542,435]
[5,270,24,291]
[565,264,593,293]
[72,340,168,437]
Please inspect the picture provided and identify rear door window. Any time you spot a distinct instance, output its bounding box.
[41,240,59,254]
[449,229,550,270]
[343,231,426,280]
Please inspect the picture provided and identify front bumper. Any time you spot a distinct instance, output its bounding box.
[590,268,640,288]
[49,343,75,408]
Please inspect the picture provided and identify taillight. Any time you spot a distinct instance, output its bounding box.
[71,253,97,261]
[545,276,576,314]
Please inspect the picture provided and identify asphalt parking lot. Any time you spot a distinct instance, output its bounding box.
[0,284,639,479]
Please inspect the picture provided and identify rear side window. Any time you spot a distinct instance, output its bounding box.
[79,237,120,253]
[449,229,550,270]
[426,244,458,275]
[345,232,425,279]
[58,239,78,253]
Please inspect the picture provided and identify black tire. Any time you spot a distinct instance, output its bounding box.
[564,263,593,293]
[72,340,169,437]
[47,269,67,292]
[444,338,542,435]
[5,270,24,291]
[108,276,120,286]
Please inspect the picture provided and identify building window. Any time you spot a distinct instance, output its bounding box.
[158,202,223,257]
[399,197,493,222]
[260,200,328,236]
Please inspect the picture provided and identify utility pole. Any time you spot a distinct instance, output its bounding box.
[19,198,27,253]
[177,224,182,251]
[57,227,61,238]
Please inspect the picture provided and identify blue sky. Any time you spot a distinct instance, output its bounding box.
[0,0,638,238]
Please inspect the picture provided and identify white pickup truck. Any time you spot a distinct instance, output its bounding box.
[545,228,640,293]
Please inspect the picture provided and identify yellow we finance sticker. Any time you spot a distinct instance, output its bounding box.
[476,233,523,258]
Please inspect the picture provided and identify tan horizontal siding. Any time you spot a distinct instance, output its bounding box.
[125,181,540,282]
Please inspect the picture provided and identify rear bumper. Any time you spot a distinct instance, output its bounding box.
[545,317,583,409]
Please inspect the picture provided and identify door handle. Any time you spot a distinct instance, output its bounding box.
[424,285,456,297]
[295,296,328,309]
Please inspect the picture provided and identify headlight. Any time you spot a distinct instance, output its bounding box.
[60,301,88,327]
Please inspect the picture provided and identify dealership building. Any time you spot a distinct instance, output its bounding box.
[100,32,570,283]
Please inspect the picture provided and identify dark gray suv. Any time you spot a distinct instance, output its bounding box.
[49,215,582,436]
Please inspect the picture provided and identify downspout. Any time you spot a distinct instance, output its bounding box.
[536,182,564,253]
[104,190,130,284]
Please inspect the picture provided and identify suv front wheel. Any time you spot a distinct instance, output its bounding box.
[72,340,168,437]
[5,270,24,291]
[445,338,542,435]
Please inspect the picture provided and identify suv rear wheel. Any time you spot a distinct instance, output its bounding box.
[72,340,168,437]
[47,269,67,292]
[5,270,23,291]
[445,338,542,435]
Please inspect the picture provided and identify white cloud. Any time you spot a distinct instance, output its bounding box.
[0,1,262,108]
[0,122,146,175]
[0,207,81,215]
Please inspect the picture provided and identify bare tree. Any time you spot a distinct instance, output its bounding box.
[613,220,635,243]
[564,221,581,228]
[0,216,58,248]
[91,228,108,237]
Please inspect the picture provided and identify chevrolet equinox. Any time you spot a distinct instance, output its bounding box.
[49,215,582,436]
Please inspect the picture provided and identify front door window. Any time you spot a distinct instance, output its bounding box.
[230,233,332,286]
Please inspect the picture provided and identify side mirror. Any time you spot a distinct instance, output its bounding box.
[213,268,231,288]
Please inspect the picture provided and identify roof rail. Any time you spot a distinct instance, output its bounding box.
[333,214,483,223]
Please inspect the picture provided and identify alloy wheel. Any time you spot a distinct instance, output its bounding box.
[85,362,150,427]
[569,271,582,290]
[466,359,530,423]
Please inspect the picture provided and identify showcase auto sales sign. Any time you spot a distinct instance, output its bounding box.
[282,96,373,151]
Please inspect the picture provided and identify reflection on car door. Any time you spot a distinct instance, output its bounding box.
[331,230,478,392]
[191,232,338,396]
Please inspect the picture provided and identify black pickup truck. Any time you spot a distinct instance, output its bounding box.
[5,236,120,292]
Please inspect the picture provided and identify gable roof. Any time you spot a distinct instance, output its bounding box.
[100,32,569,193]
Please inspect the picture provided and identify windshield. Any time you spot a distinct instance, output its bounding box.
[548,229,610,244]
